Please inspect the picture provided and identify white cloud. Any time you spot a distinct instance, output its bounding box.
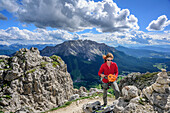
[164,30,170,34]
[0,27,79,45]
[0,0,19,12]
[15,0,139,32]
[0,13,7,20]
[0,27,169,46]
[146,15,170,31]
[79,30,170,46]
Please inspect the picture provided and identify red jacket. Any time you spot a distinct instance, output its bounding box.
[98,62,118,83]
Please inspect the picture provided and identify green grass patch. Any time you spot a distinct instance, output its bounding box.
[40,62,48,68]
[0,59,4,62]
[26,68,36,74]
[52,61,60,67]
[117,76,124,84]
[2,95,12,99]
[0,68,12,71]
[1,84,7,88]
[135,72,158,83]
[138,97,145,105]
[142,72,158,78]
[50,55,62,62]
[153,63,168,70]
[94,84,102,89]
[0,111,4,113]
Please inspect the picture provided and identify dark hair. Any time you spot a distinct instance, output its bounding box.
[104,53,114,63]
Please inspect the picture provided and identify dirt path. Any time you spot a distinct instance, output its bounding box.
[47,97,115,113]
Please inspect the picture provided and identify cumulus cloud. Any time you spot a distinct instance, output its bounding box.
[0,27,79,45]
[79,30,170,46]
[0,13,7,20]
[0,27,169,46]
[15,0,139,32]
[0,0,19,12]
[146,15,170,31]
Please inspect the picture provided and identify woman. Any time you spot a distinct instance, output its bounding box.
[98,53,120,106]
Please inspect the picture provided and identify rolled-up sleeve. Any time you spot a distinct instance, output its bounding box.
[98,65,104,77]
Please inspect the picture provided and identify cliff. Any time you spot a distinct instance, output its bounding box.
[0,47,73,112]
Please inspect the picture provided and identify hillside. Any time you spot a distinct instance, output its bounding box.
[40,40,170,88]
[116,46,170,58]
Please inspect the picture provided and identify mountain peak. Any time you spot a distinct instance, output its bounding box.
[41,40,116,61]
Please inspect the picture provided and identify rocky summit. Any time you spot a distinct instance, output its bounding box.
[0,47,73,112]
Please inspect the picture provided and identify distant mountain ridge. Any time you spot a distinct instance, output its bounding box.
[129,45,170,53]
[0,44,55,56]
[116,46,170,58]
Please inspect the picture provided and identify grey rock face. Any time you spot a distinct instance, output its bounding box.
[0,47,73,112]
[122,86,139,101]
[119,72,159,91]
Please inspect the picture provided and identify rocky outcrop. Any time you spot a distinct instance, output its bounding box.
[0,47,73,112]
[142,69,170,112]
[83,69,170,113]
[119,72,159,91]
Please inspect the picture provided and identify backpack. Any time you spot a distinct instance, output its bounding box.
[107,74,117,82]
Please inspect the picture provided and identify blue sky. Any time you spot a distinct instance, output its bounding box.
[0,0,170,46]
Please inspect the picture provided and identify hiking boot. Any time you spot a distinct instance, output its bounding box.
[101,103,107,107]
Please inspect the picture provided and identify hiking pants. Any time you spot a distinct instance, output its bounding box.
[102,81,120,105]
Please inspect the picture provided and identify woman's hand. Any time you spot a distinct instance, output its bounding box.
[100,74,105,78]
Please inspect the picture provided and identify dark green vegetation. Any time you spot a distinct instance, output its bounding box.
[135,72,158,84]
[153,63,168,70]
[116,46,170,58]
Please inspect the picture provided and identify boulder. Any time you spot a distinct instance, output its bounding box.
[69,94,80,101]
[89,88,103,96]
[73,88,79,94]
[122,86,139,101]
[82,101,101,113]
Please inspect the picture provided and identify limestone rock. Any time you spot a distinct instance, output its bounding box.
[73,88,79,94]
[142,69,170,112]
[122,86,139,101]
[82,101,101,113]
[0,47,73,112]
[69,94,80,101]
[88,88,103,96]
